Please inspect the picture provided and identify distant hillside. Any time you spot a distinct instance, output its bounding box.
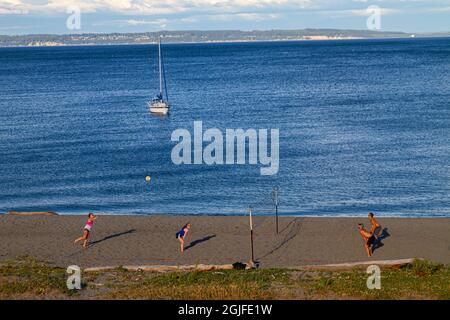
[0,29,446,47]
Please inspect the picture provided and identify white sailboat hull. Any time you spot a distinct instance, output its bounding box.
[148,37,170,116]
[149,101,169,115]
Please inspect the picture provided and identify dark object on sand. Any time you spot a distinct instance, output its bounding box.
[7,211,58,216]
[232,262,247,270]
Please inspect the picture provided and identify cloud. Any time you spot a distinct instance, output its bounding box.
[0,0,312,15]
[111,11,279,29]
[0,0,177,15]
[3,0,449,17]
[180,16,198,23]
[346,7,399,17]
[426,6,450,12]
[123,18,169,28]
[0,0,29,14]
[209,12,280,21]
[2,0,450,34]
[2,0,450,16]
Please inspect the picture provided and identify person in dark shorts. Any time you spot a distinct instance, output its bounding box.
[176,223,190,252]
[368,212,382,237]
[358,223,375,257]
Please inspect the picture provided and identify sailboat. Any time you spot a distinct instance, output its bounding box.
[148,36,169,115]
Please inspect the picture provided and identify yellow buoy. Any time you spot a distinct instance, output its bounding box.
[145,176,151,182]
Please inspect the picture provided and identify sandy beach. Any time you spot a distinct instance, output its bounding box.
[0,215,448,268]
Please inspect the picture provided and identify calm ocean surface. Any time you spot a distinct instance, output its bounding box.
[0,38,449,217]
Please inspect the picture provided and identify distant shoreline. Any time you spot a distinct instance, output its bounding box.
[0,35,444,48]
[2,37,363,49]
[0,36,426,48]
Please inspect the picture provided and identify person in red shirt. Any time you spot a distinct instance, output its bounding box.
[74,213,97,248]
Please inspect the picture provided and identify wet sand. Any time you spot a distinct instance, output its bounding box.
[0,215,448,268]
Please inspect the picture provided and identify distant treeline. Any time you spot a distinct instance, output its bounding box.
[1,29,447,47]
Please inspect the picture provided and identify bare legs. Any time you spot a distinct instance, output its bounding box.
[358,230,373,258]
[179,237,184,252]
[364,242,372,257]
[74,230,90,248]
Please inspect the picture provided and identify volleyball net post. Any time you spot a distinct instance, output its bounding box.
[271,187,280,234]
[248,206,255,267]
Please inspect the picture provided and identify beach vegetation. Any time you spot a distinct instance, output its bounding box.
[0,257,448,300]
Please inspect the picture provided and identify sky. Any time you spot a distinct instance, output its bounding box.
[0,0,449,35]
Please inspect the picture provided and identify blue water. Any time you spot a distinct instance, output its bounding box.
[0,38,449,217]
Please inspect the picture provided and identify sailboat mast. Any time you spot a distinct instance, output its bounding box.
[158,36,163,97]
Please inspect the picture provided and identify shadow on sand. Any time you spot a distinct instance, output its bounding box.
[258,218,303,260]
[372,227,390,253]
[184,234,216,251]
[89,229,137,247]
